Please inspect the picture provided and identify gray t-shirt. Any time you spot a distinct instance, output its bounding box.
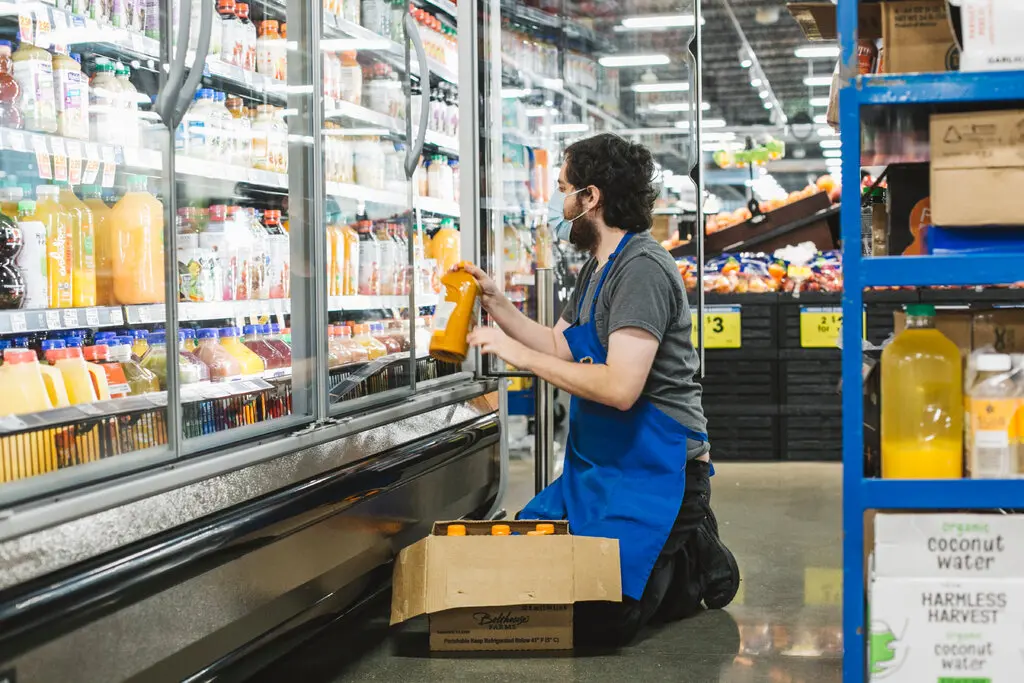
[561,231,709,458]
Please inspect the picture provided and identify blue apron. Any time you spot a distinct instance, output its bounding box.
[520,232,708,600]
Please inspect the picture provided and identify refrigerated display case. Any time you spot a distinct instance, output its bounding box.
[0,0,499,680]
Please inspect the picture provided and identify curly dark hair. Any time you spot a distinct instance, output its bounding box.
[563,133,658,234]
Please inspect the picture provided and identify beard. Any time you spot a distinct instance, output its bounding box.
[568,212,600,254]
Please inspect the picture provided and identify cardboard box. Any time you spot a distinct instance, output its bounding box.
[960,0,1024,73]
[390,520,621,651]
[868,577,1024,682]
[874,513,1024,579]
[973,308,1024,353]
[930,110,1024,227]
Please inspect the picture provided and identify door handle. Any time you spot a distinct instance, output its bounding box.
[173,0,215,128]
[155,0,194,127]
[404,12,430,178]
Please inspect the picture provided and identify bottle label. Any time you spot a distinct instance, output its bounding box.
[13,58,56,131]
[55,69,88,139]
[967,397,1018,477]
[433,300,456,333]
[16,220,48,309]
[358,240,379,295]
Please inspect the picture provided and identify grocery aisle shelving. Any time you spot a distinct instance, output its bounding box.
[837,1,1024,681]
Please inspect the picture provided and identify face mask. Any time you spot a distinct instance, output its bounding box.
[548,187,589,242]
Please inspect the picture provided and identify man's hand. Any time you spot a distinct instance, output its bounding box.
[454,262,503,313]
[468,325,529,369]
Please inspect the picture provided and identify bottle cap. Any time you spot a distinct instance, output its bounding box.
[905,304,936,317]
[83,345,109,361]
[490,524,511,536]
[182,328,196,339]
[3,348,35,364]
[41,339,65,351]
[17,199,34,212]
[65,337,83,348]
[219,327,241,337]
[446,524,466,536]
[148,332,166,344]
[535,523,555,535]
[976,353,1012,373]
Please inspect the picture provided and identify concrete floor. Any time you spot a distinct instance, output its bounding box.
[254,461,843,683]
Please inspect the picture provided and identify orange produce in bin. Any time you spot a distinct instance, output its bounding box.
[429,264,481,363]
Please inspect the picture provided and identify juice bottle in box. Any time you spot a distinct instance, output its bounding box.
[110,175,164,305]
[354,324,386,360]
[242,324,285,370]
[83,344,130,399]
[218,327,264,378]
[36,185,73,309]
[59,183,96,307]
[193,328,242,382]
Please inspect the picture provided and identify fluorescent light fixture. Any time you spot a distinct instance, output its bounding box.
[675,118,726,129]
[631,81,690,93]
[646,101,711,112]
[817,127,836,137]
[795,45,841,59]
[549,123,590,134]
[810,97,830,107]
[820,140,842,149]
[750,78,763,87]
[740,58,753,68]
[320,38,391,51]
[501,88,532,98]
[764,102,773,109]
[758,90,769,99]
[822,150,842,158]
[599,54,670,67]
[813,114,828,124]
[620,14,696,29]
[803,75,833,87]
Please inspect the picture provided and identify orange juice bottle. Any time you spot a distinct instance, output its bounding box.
[327,214,342,296]
[110,174,165,304]
[0,348,55,414]
[81,186,113,305]
[53,344,107,404]
[429,267,480,363]
[35,185,73,308]
[341,220,359,295]
[353,323,387,359]
[218,327,265,378]
[59,183,96,307]
[432,218,460,275]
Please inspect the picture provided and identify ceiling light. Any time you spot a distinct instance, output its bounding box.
[803,75,833,87]
[675,118,726,129]
[740,58,753,68]
[631,81,690,93]
[795,45,841,59]
[822,150,842,158]
[817,127,836,137]
[820,140,842,149]
[549,123,590,134]
[647,101,711,112]
[501,88,532,99]
[750,78,763,87]
[810,97,830,107]
[599,54,670,67]
[763,102,773,109]
[758,91,769,99]
[620,14,695,29]
[813,114,828,124]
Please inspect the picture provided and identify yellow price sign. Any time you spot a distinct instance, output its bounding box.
[800,306,866,348]
[692,305,741,349]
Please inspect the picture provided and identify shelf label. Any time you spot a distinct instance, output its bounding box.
[691,305,741,349]
[800,306,866,348]
[51,136,68,181]
[18,12,34,46]
[85,308,99,326]
[138,306,151,323]
[83,143,100,184]
[32,135,52,179]
[6,130,26,153]
[67,140,83,185]
[8,312,26,333]
[101,146,116,187]
[45,310,61,329]
[62,308,78,327]
[109,308,124,325]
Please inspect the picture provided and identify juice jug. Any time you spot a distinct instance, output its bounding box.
[265,324,292,364]
[36,185,73,309]
[371,322,400,354]
[53,346,103,404]
[880,304,963,479]
[83,344,128,399]
[59,183,96,307]
[108,340,159,395]
[218,327,265,378]
[0,348,55,415]
[110,175,165,304]
[337,325,367,362]
[429,267,480,363]
[181,328,198,352]
[178,331,211,384]
[353,324,386,360]
[194,328,243,381]
[81,186,113,305]
[326,325,350,368]
[242,324,285,370]
[53,50,89,139]
[432,218,460,275]
[131,329,149,358]
[12,39,57,133]
[966,353,1018,479]
[0,40,24,129]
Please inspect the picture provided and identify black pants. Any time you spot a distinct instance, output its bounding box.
[573,459,713,647]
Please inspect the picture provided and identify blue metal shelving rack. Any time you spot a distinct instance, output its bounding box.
[838,3,1024,682]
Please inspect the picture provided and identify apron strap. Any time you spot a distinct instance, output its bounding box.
[577,231,637,322]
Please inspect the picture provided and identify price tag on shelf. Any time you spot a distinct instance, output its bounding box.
[51,136,68,181]
[18,12,34,46]
[63,308,78,328]
[67,140,83,185]
[35,16,52,48]
[48,11,67,52]
[9,312,26,333]
[45,310,61,329]
[83,143,100,185]
[85,308,99,326]
[6,130,26,153]
[101,146,116,187]
[32,135,52,179]
[138,306,151,323]
[799,306,867,348]
[691,306,741,349]
[109,308,124,325]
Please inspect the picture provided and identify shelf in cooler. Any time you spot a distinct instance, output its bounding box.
[415,195,460,217]
[327,182,406,207]
[860,478,1024,510]
[124,150,292,190]
[325,101,404,130]
[851,71,1024,106]
[424,129,459,156]
[15,1,161,61]
[327,295,438,311]
[123,300,292,325]
[0,306,124,335]
[421,0,458,17]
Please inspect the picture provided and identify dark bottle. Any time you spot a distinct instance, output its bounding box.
[0,40,23,130]
[0,211,24,309]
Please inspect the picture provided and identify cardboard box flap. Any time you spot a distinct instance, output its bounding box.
[787,2,882,41]
[390,536,430,625]
[572,536,623,603]
[930,111,1024,171]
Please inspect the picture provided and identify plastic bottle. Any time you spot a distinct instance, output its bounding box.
[210,91,232,160]
[218,326,265,377]
[110,174,165,304]
[251,104,278,171]
[429,268,479,363]
[371,321,400,354]
[336,324,367,362]
[115,62,140,148]
[88,60,120,145]
[131,329,149,358]
[356,217,379,295]
[242,324,286,370]
[244,207,268,299]
[880,304,963,479]
[53,50,89,140]
[186,88,215,158]
[0,348,55,415]
[225,96,251,166]
[219,0,240,65]
[338,51,362,106]
[83,344,130,399]
[264,209,288,299]
[12,39,57,133]
[966,353,1017,479]
[0,207,23,310]
[194,327,242,381]
[236,3,257,72]
[375,222,396,296]
[52,345,104,404]
[0,41,24,129]
[353,323,387,359]
[80,186,112,305]
[432,218,460,275]
[326,324,348,368]
[109,338,159,394]
[16,200,47,310]
[35,186,72,309]
[263,324,292,366]
[257,20,285,80]
[58,184,96,308]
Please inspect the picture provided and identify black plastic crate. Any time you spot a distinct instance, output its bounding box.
[866,301,902,345]
[780,349,842,407]
[700,353,780,404]
[704,411,780,461]
[781,407,843,461]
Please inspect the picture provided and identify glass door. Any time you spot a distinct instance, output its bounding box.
[0,0,175,498]
[321,0,462,414]
[167,0,316,450]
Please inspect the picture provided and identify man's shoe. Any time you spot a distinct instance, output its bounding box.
[695,509,740,610]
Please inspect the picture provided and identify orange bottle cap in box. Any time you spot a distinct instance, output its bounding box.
[447,524,466,536]
[490,524,511,536]
[535,523,555,535]
[526,530,545,536]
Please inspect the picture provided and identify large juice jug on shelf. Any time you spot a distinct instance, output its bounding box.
[0,348,53,415]
[880,304,963,479]
[429,267,479,363]
[59,184,96,307]
[242,324,285,370]
[218,327,265,378]
[12,39,57,133]
[108,340,159,395]
[53,345,106,404]
[337,325,367,362]
[353,324,386,360]
[81,186,113,305]
[35,185,73,309]
[326,325,350,368]
[193,328,242,382]
[110,175,165,304]
[83,344,130,399]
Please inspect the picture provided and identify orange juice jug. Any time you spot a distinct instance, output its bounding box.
[53,345,103,404]
[0,348,59,482]
[81,185,113,305]
[432,218,460,275]
[353,323,387,359]
[429,267,480,363]
[59,183,96,307]
[110,174,165,304]
[35,185,73,308]
[84,344,130,399]
[218,326,265,378]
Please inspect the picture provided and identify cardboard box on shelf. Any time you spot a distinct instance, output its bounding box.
[390,520,621,652]
[874,513,1024,579]
[868,577,1024,682]
[930,110,1024,227]
[973,308,1024,353]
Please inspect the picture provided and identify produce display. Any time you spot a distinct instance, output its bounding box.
[705,175,840,235]
[676,250,843,294]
